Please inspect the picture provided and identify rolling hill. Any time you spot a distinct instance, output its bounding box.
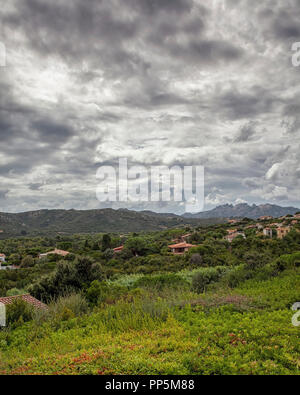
[0,208,222,238]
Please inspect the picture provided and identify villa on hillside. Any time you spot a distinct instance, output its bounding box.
[168,242,195,255]
[225,231,246,243]
[0,254,6,263]
[227,229,238,234]
[263,227,273,238]
[277,227,291,240]
[39,249,70,259]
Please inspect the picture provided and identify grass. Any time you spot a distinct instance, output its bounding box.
[0,268,299,375]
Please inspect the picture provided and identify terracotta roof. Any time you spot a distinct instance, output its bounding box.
[0,254,6,257]
[113,246,124,252]
[0,294,47,310]
[168,242,194,249]
[40,248,69,257]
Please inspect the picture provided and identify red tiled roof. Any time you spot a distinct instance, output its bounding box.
[0,254,6,257]
[113,246,124,252]
[41,249,69,257]
[168,242,194,249]
[0,294,47,310]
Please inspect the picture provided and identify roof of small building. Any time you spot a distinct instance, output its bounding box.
[41,248,69,257]
[0,294,47,310]
[113,246,124,252]
[168,242,194,249]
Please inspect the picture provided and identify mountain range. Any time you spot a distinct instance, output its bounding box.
[183,203,299,219]
[0,208,221,238]
[0,203,298,238]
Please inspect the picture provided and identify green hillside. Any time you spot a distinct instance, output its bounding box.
[0,218,299,375]
[0,209,223,238]
[0,268,299,375]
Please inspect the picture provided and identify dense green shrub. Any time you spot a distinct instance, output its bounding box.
[272,252,300,272]
[191,267,225,293]
[6,299,33,328]
[29,256,105,302]
[85,280,126,306]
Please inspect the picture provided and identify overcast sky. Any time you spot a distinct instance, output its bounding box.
[0,0,300,214]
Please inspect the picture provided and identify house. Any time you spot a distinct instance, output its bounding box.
[39,248,69,259]
[228,219,239,224]
[263,227,273,238]
[225,231,246,243]
[0,294,47,310]
[256,223,263,230]
[0,254,6,263]
[293,214,300,219]
[277,227,291,240]
[113,245,124,253]
[259,216,273,221]
[168,242,195,255]
[227,229,238,234]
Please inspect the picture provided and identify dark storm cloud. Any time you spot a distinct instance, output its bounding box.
[216,87,278,120]
[1,0,300,212]
[234,121,258,143]
[32,118,74,144]
[272,10,300,39]
[3,0,242,74]
[129,0,192,16]
[28,183,43,190]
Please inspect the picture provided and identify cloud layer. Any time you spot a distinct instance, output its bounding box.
[0,0,300,213]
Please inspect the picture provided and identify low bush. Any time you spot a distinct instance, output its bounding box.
[85,281,126,306]
[6,299,34,328]
[191,267,225,293]
[135,273,189,291]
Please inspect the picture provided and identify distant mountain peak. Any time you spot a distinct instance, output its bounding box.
[183,203,300,220]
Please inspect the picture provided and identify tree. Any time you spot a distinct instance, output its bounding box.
[124,237,147,256]
[101,234,111,252]
[30,256,105,301]
[190,253,204,266]
[20,255,35,268]
[8,253,21,266]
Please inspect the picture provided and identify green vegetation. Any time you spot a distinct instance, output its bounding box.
[0,208,222,238]
[0,218,299,375]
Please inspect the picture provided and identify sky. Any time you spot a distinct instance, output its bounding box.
[0,0,300,214]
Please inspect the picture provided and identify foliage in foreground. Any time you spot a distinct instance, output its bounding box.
[0,267,299,375]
